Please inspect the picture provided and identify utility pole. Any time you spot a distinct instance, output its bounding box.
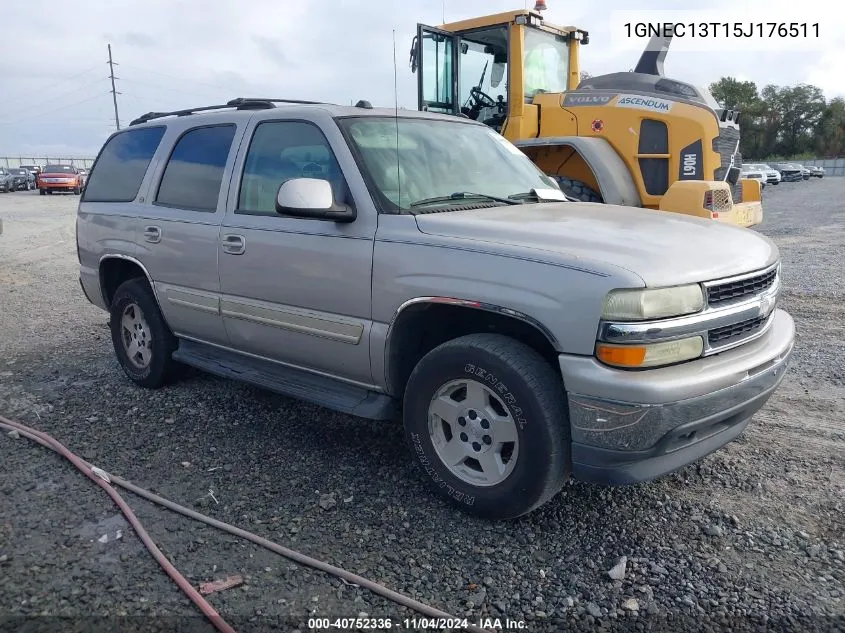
[107,44,121,131]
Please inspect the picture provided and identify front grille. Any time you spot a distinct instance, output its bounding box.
[707,267,778,306]
[708,314,766,345]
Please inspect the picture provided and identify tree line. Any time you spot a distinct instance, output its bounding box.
[709,77,844,160]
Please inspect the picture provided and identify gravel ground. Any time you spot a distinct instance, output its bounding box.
[1,183,843,633]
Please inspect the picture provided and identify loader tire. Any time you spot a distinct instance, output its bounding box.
[551,176,603,203]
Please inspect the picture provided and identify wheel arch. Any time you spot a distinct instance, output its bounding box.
[98,255,160,309]
[516,136,642,207]
[384,297,562,400]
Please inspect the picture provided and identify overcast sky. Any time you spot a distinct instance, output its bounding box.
[1,0,842,158]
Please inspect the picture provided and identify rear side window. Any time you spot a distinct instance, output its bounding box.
[82,126,166,202]
[155,124,237,212]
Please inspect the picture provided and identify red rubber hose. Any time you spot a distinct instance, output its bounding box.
[0,415,494,633]
[0,415,236,633]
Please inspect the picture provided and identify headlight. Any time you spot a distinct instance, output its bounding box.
[596,336,704,368]
[602,284,704,321]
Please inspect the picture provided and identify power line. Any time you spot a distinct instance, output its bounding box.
[119,63,244,95]
[120,77,222,99]
[0,77,109,120]
[0,93,111,124]
[108,44,121,131]
[0,65,103,109]
[0,119,113,127]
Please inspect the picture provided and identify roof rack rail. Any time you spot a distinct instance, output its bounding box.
[226,97,331,106]
[129,101,275,126]
[128,97,332,126]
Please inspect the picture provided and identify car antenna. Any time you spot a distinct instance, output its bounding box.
[393,28,402,208]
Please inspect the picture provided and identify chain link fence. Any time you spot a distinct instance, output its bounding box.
[1,156,95,169]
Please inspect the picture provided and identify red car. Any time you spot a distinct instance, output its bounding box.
[37,164,84,195]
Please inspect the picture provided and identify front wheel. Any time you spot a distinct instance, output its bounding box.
[403,333,570,519]
[110,278,179,389]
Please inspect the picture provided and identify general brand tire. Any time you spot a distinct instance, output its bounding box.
[403,333,570,519]
[110,277,178,389]
[550,176,603,203]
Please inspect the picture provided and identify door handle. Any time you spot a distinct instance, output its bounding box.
[221,233,246,255]
[143,225,161,243]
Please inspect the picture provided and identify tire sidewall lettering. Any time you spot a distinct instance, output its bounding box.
[410,432,475,506]
[463,363,526,429]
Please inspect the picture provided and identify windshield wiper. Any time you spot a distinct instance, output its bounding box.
[508,188,571,203]
[409,191,521,208]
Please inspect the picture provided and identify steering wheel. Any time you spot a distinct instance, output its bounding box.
[470,86,497,109]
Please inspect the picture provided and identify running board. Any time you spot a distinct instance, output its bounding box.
[172,340,397,420]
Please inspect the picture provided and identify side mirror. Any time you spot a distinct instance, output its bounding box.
[491,62,505,88]
[409,35,418,73]
[275,178,356,223]
[726,166,741,185]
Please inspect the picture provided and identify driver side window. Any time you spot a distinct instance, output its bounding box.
[237,120,346,216]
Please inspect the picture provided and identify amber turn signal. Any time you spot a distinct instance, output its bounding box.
[596,336,704,369]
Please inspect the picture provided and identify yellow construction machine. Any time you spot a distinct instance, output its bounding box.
[409,6,763,227]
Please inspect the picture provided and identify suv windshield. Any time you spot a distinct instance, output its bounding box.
[338,117,560,212]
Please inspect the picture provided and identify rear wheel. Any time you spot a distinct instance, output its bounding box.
[550,176,603,203]
[39,188,46,195]
[110,278,179,389]
[403,333,570,519]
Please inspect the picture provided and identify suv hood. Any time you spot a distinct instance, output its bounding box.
[414,202,778,287]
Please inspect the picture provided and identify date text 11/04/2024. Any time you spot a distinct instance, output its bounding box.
[623,22,819,38]
[307,617,527,630]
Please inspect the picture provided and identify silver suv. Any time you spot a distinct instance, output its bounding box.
[76,98,795,519]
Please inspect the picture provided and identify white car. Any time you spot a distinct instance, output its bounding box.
[740,167,767,190]
[745,163,781,185]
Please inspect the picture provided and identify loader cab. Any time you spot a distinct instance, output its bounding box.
[411,10,585,136]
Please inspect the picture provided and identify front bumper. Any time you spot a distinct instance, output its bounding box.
[559,308,794,485]
[39,181,78,191]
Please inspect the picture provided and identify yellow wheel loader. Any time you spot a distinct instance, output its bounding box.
[409,8,763,228]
